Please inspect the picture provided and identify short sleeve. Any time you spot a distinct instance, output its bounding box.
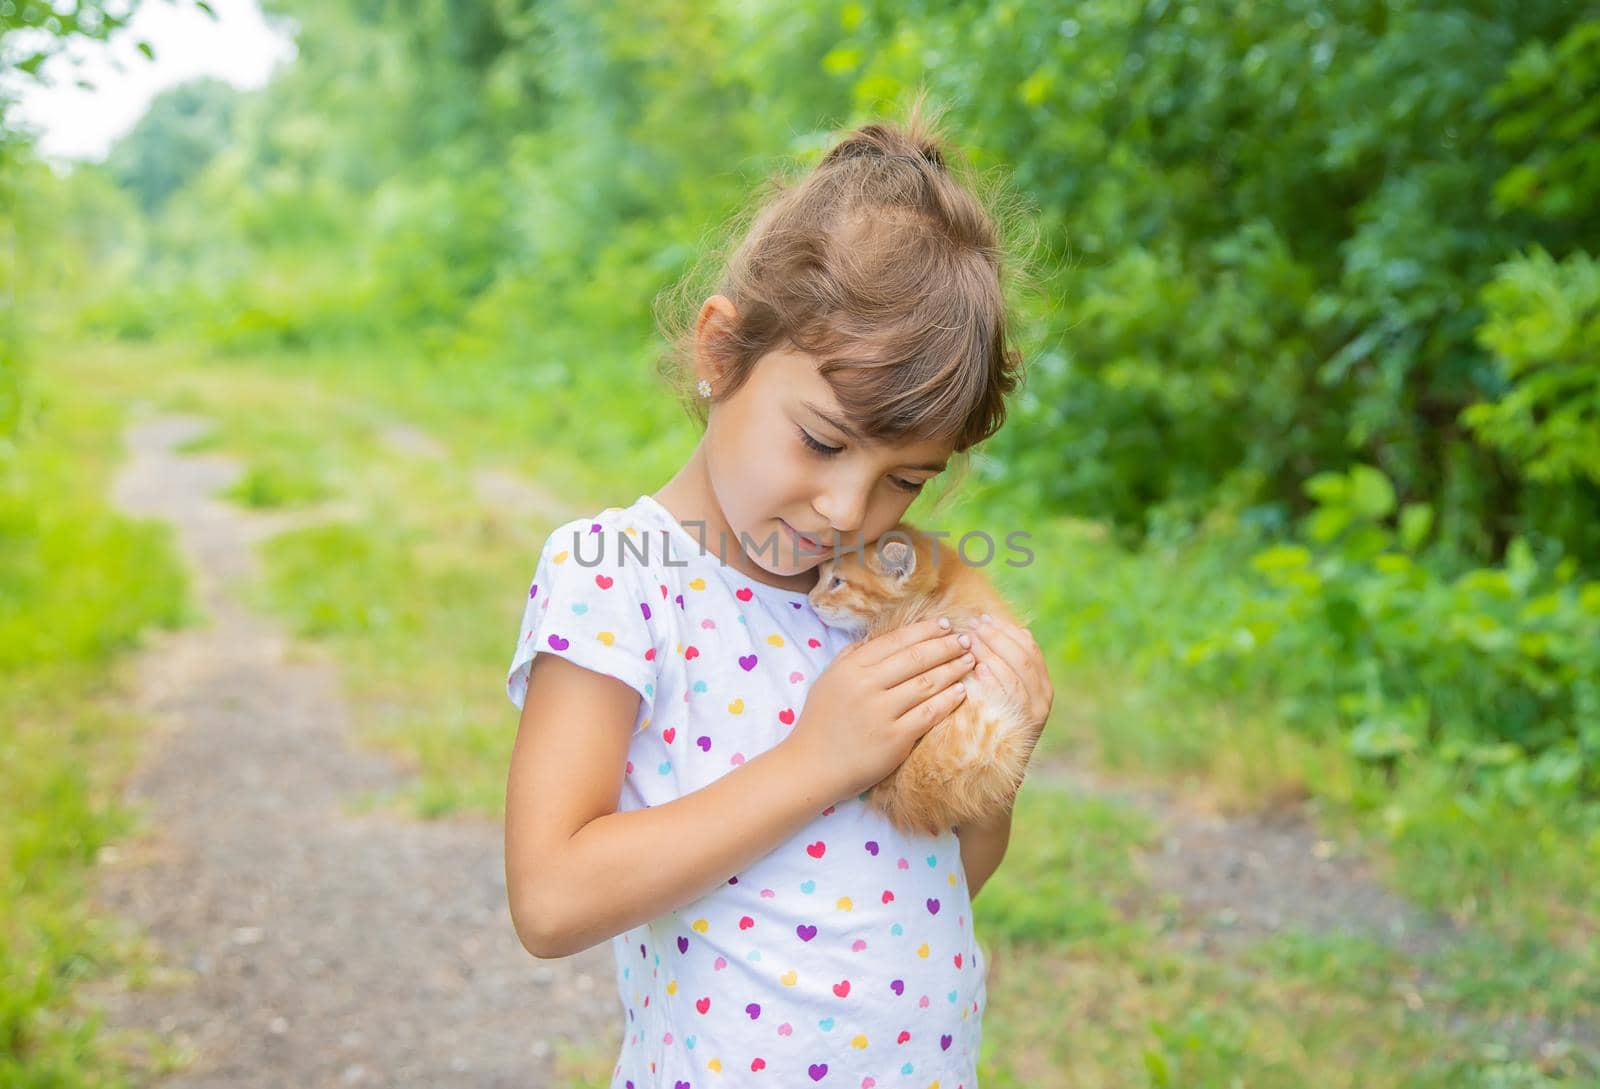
[505,516,661,721]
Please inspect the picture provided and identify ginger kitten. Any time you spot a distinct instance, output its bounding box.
[808,523,1041,837]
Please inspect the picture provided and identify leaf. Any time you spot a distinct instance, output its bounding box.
[1504,535,1538,594]
[1373,552,1415,575]
[1304,471,1347,505]
[1305,506,1350,543]
[1347,465,1396,520]
[1399,503,1433,552]
[1528,748,1581,791]
[821,46,862,75]
[1019,66,1056,107]
[1343,525,1392,561]
[1142,1046,1173,1087]
[137,40,155,61]
[1249,544,1312,575]
[1465,742,1524,768]
[1349,718,1418,761]
[1322,593,1363,646]
[1580,583,1600,614]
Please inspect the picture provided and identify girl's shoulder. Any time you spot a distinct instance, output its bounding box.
[538,493,826,627]
[538,495,676,580]
[508,496,675,715]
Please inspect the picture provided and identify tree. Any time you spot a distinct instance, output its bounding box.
[106,77,241,212]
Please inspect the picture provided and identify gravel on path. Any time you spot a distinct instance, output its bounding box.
[83,412,620,1088]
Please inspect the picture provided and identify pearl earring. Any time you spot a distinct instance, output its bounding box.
[697,378,712,398]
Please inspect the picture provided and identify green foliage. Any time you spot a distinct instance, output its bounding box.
[105,77,242,213]
[1488,18,1600,223]
[0,17,202,1072]
[0,0,176,444]
[0,379,190,748]
[25,3,1600,574]
[1,0,147,87]
[1183,463,1600,802]
[0,368,190,1086]
[974,786,1155,947]
[222,457,334,509]
[822,3,1600,568]
[257,521,405,636]
[0,165,29,443]
[1464,247,1600,489]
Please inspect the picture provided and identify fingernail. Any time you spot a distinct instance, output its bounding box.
[957,634,971,648]
[938,617,951,629]
[980,613,993,623]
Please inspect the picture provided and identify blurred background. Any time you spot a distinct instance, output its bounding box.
[3,0,1597,1085]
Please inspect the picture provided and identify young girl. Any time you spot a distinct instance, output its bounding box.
[504,99,1053,1089]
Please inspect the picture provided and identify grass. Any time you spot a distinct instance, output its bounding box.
[45,337,1600,1086]
[978,786,1594,1085]
[222,458,336,509]
[0,359,194,1086]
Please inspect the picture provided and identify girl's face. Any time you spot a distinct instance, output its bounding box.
[701,337,955,584]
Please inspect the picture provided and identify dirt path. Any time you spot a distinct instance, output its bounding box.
[85,412,618,1088]
[1031,762,1458,957]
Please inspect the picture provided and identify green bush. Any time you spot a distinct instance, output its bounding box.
[1464,247,1600,491]
[1184,463,1600,803]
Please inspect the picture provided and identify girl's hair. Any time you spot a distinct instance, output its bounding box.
[654,90,1041,502]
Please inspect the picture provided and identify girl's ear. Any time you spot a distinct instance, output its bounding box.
[694,295,740,382]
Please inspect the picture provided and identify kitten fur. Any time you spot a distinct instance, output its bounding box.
[808,523,1040,837]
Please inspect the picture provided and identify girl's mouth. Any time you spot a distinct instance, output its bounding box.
[781,519,826,554]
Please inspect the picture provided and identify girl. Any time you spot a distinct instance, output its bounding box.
[504,97,1053,1089]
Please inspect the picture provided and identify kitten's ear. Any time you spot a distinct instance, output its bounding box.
[875,539,917,580]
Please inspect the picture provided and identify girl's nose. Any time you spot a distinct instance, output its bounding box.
[812,493,868,537]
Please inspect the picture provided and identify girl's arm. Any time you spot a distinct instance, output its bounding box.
[505,653,836,960]
[955,805,1013,900]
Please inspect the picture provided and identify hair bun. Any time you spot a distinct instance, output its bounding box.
[820,123,947,172]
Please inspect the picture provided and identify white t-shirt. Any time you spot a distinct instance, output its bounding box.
[507,493,987,1089]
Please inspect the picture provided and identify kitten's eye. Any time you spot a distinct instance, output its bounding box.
[829,575,843,590]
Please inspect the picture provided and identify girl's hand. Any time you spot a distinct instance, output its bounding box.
[782,617,976,804]
[968,614,1054,748]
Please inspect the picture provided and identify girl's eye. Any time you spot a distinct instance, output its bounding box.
[798,428,842,456]
[799,428,926,494]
